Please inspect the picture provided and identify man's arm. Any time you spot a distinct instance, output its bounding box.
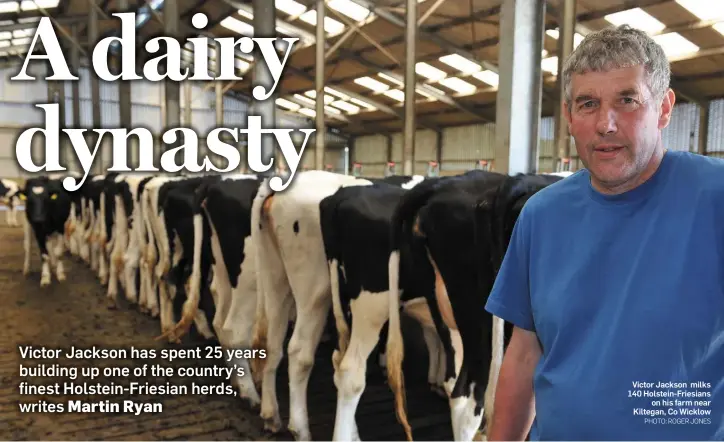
[487,326,542,441]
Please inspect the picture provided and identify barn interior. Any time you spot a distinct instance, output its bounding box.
[0,0,721,181]
[0,0,722,440]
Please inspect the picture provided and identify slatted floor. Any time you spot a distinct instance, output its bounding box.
[0,218,453,441]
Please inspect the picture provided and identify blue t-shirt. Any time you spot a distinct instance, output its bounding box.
[485,150,724,440]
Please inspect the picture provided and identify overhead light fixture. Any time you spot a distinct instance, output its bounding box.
[439,54,481,74]
[675,0,724,21]
[299,10,345,35]
[328,0,370,22]
[653,32,700,57]
[220,16,254,36]
[276,0,307,16]
[472,70,499,87]
[354,76,390,92]
[438,77,477,95]
[383,89,405,102]
[330,100,361,113]
[605,8,666,34]
[415,62,447,81]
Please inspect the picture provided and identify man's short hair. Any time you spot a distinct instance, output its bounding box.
[561,24,671,107]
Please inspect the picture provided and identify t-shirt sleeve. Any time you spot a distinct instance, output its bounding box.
[484,205,535,331]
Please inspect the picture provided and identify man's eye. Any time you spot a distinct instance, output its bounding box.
[621,97,635,104]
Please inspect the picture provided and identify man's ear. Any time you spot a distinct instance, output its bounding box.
[658,88,676,129]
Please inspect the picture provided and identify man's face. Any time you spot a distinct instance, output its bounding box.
[564,65,675,193]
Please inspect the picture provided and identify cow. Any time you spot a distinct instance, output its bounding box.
[0,178,21,227]
[18,176,73,287]
[163,173,268,407]
[120,175,156,308]
[249,170,384,440]
[385,171,564,441]
[319,177,450,441]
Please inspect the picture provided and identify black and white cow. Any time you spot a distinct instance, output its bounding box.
[319,177,450,441]
[385,171,565,441]
[0,178,21,227]
[19,176,73,287]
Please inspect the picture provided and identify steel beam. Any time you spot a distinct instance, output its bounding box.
[402,0,416,176]
[553,0,575,171]
[315,0,325,170]
[495,0,546,175]
[253,0,276,175]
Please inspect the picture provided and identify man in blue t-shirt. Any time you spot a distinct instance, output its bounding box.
[485,24,724,441]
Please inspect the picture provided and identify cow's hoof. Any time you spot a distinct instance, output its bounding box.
[40,279,50,288]
[289,427,311,442]
[263,416,283,434]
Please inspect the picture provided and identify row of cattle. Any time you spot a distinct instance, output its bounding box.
[15,168,571,441]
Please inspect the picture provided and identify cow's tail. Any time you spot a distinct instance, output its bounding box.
[386,179,439,442]
[249,179,273,387]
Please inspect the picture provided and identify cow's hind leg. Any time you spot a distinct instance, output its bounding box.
[52,233,66,282]
[333,290,388,441]
[286,288,331,442]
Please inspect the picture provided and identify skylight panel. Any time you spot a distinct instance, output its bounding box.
[0,40,9,48]
[324,105,342,115]
[546,28,585,48]
[541,56,559,75]
[20,0,59,10]
[325,87,351,101]
[349,97,377,111]
[605,8,666,34]
[237,9,254,20]
[714,22,724,36]
[378,73,404,87]
[235,58,250,71]
[383,89,405,102]
[276,98,301,111]
[294,94,316,106]
[415,62,447,81]
[0,32,11,40]
[304,90,335,104]
[298,108,316,118]
[220,17,254,36]
[354,76,390,92]
[330,100,361,113]
[329,0,370,22]
[439,54,481,74]
[415,89,437,100]
[438,77,477,94]
[11,37,31,46]
[652,32,699,57]
[0,2,19,13]
[276,0,307,17]
[472,70,499,87]
[675,0,724,21]
[299,10,345,35]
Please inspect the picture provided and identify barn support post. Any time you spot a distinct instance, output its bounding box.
[164,0,181,167]
[315,0,326,170]
[698,103,709,155]
[253,0,276,176]
[117,0,133,168]
[88,0,102,173]
[402,0,417,176]
[70,24,81,173]
[184,81,192,128]
[495,0,546,174]
[553,0,576,172]
[215,44,223,127]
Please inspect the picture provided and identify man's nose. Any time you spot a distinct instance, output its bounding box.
[596,105,618,135]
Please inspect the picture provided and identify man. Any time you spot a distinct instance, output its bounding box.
[485,25,724,440]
